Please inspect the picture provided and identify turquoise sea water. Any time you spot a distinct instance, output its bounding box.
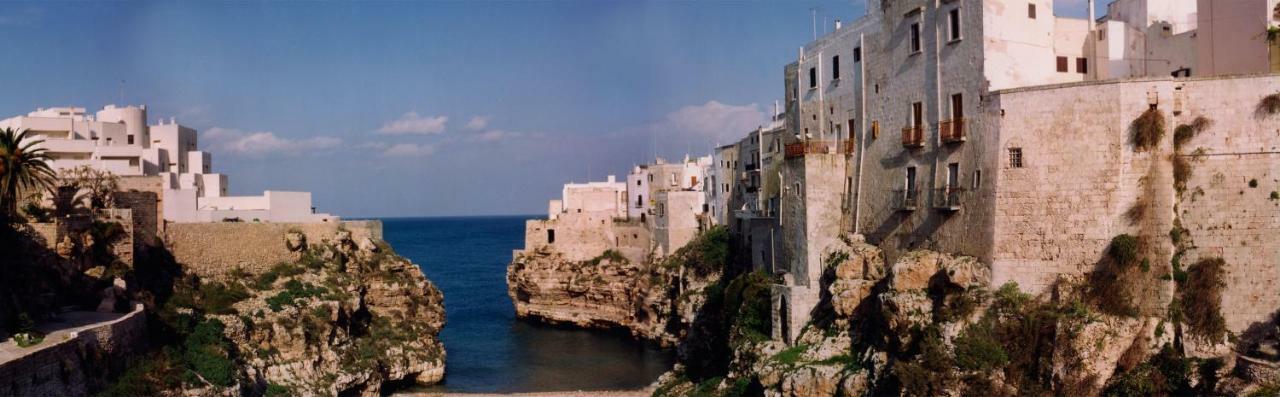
[380,216,674,393]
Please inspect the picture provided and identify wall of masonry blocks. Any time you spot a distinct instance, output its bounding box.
[1175,74,1280,332]
[988,74,1280,332]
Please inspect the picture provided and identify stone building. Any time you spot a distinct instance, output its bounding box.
[765,0,1280,342]
[0,105,335,223]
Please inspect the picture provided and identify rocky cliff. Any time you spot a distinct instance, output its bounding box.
[101,229,446,396]
[654,234,1280,396]
[507,227,729,346]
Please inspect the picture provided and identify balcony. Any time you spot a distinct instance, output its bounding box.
[940,118,966,144]
[784,140,859,159]
[933,186,963,211]
[901,126,924,148]
[891,189,919,211]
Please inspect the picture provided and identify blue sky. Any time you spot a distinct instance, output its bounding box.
[0,0,1104,217]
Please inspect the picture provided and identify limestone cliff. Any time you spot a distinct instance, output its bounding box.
[654,235,1279,396]
[507,227,728,346]
[101,230,446,397]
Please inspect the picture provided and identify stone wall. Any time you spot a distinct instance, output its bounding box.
[520,213,651,264]
[1174,75,1280,332]
[0,304,146,396]
[163,220,381,278]
[987,73,1280,332]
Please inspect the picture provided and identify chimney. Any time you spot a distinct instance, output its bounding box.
[834,19,842,30]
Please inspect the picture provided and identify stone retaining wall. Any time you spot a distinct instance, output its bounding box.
[164,220,382,278]
[0,304,146,396]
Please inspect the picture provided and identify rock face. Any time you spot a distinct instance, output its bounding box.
[212,231,446,396]
[655,235,1266,397]
[508,234,723,346]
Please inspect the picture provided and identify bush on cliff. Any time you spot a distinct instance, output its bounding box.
[183,318,238,387]
[666,226,732,277]
[1088,234,1145,317]
[681,271,773,381]
[1130,108,1166,152]
[1181,257,1227,343]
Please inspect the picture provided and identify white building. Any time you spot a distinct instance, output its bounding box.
[0,105,335,223]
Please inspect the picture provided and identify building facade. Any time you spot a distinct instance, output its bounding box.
[1,105,335,223]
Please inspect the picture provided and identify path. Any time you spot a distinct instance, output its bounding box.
[0,311,127,365]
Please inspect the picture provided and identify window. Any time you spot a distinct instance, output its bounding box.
[905,167,918,195]
[832,55,840,79]
[947,163,960,187]
[910,23,922,53]
[912,102,924,127]
[948,8,961,41]
[809,67,817,88]
[702,204,709,213]
[669,174,677,186]
[1076,57,1088,74]
[1009,148,1023,168]
[972,170,982,189]
[127,135,134,145]
[636,195,644,208]
[853,47,862,62]
[1098,29,1106,41]
[1056,56,1069,72]
[1028,3,1036,18]
[637,180,641,186]
[847,118,856,140]
[547,229,556,244]
[951,94,963,119]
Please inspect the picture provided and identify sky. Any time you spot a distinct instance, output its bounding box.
[0,0,1106,217]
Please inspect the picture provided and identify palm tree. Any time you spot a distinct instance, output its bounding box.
[0,128,56,223]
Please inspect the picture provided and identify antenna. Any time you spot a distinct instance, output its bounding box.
[811,7,817,40]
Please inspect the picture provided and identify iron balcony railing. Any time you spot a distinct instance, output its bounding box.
[891,188,919,211]
[901,126,924,148]
[933,186,963,210]
[940,118,967,144]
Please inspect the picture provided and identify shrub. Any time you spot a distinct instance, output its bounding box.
[264,384,292,397]
[954,322,1009,371]
[1130,108,1166,152]
[198,281,251,315]
[1173,116,1211,150]
[1259,93,1280,118]
[183,319,236,387]
[1173,155,1192,193]
[1108,234,1141,267]
[265,280,327,312]
[1182,257,1228,343]
[20,202,51,223]
[721,271,773,343]
[1251,179,1260,188]
[771,344,808,366]
[586,249,627,266]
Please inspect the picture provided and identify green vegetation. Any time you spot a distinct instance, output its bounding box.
[586,249,627,266]
[1182,257,1228,343]
[1104,344,1222,396]
[253,262,306,290]
[265,279,328,312]
[1130,108,1166,152]
[197,281,251,315]
[264,384,292,396]
[182,319,238,387]
[664,226,731,277]
[1173,116,1211,150]
[953,321,1008,371]
[0,127,56,223]
[1088,234,1144,317]
[770,344,809,366]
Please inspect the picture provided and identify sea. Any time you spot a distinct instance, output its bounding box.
[379,216,675,393]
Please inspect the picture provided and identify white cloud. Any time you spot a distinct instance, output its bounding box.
[204,127,341,156]
[473,129,526,142]
[465,116,490,131]
[377,112,448,135]
[665,101,767,142]
[382,143,436,157]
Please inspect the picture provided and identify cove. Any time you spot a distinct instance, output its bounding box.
[379,216,675,393]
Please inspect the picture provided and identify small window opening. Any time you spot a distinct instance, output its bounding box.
[832,55,840,79]
[1056,56,1069,72]
[910,23,922,53]
[809,67,817,88]
[547,229,556,244]
[1028,3,1036,18]
[853,47,862,62]
[948,8,961,41]
[1009,148,1024,168]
